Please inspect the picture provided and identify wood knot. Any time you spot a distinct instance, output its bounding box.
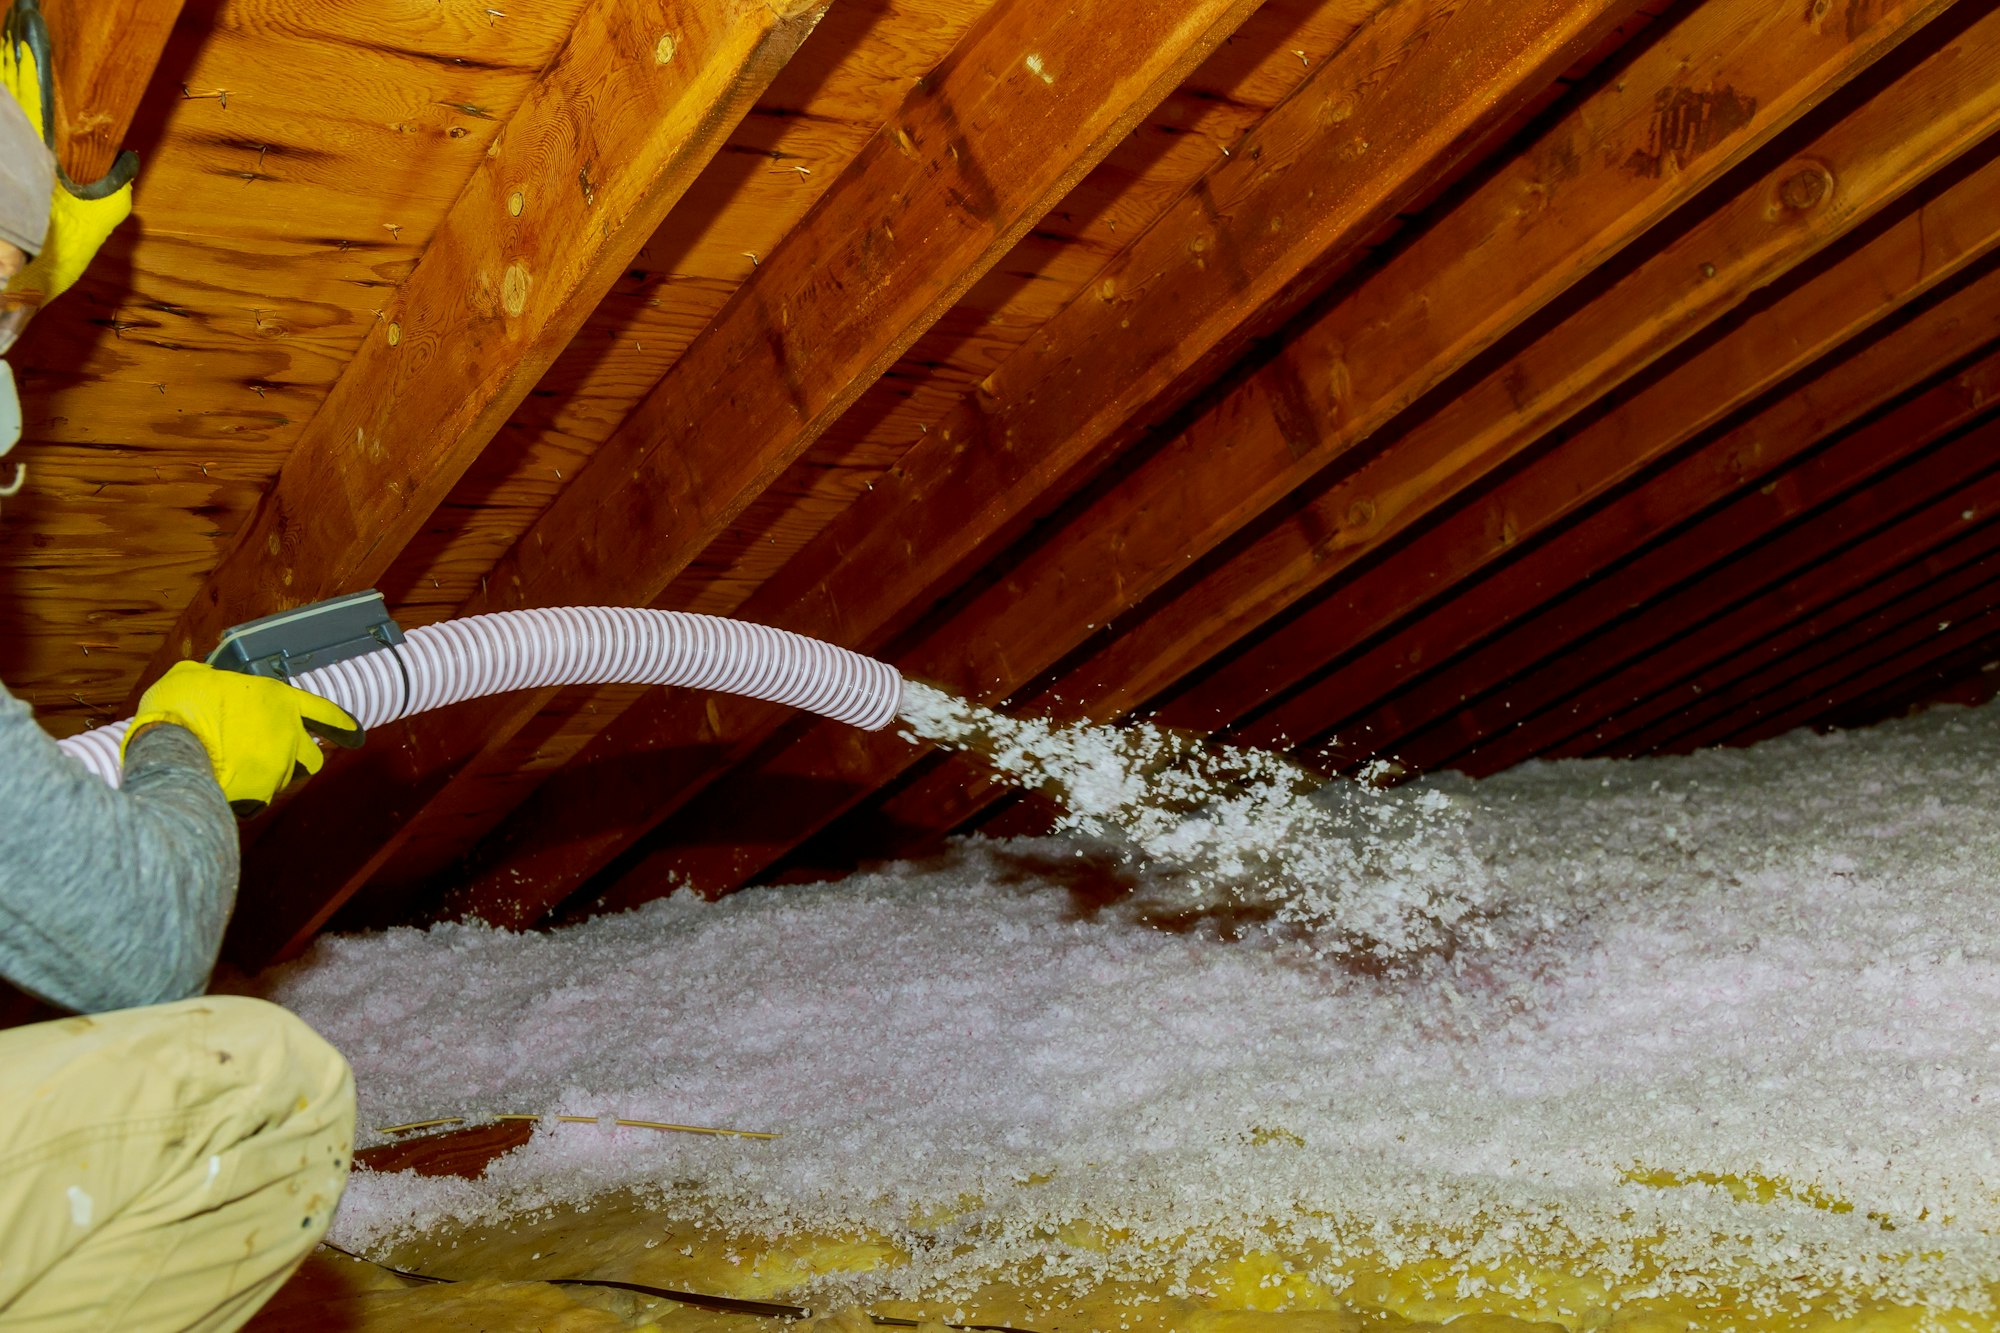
[502,261,531,317]
[1777,161,1832,214]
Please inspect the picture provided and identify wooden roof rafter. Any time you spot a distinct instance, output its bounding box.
[1180,136,2000,751]
[8,0,2000,962]
[309,0,1408,936]
[1802,602,2000,737]
[1441,423,2000,774]
[428,0,1661,928]
[557,0,1968,917]
[40,0,187,184]
[140,0,832,684]
[1628,519,2000,754]
[224,0,1271,964]
[1277,256,2000,771]
[1608,470,2000,754]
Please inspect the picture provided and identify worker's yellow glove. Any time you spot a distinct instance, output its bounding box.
[123,662,365,816]
[0,15,131,311]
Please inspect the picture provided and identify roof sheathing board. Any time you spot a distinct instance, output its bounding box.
[0,0,581,733]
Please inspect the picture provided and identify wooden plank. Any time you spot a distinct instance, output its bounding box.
[1623,532,2000,754]
[1814,625,2000,733]
[2,0,590,732]
[353,1120,536,1180]
[42,0,186,183]
[500,0,1403,625]
[1057,0,2000,725]
[578,0,1995,906]
[225,0,1268,963]
[1202,170,2000,751]
[443,0,1669,924]
[142,0,833,688]
[1724,590,2000,747]
[651,0,1664,631]
[376,0,1010,630]
[1430,426,2000,775]
[1163,158,2000,742]
[343,0,1383,907]
[1234,271,2000,762]
[455,0,1265,623]
[309,0,1017,920]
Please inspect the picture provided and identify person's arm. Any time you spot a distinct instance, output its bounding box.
[0,683,238,1013]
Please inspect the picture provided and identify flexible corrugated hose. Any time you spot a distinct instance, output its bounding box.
[56,607,905,788]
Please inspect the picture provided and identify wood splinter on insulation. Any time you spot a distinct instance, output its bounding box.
[375,1113,780,1140]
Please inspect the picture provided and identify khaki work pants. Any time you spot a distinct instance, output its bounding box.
[0,996,354,1331]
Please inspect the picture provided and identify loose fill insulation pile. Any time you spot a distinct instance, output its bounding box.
[256,693,2000,1330]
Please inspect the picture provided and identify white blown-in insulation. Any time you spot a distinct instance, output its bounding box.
[56,608,903,786]
[257,697,2000,1316]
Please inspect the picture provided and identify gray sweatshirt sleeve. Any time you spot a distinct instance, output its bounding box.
[0,681,239,1014]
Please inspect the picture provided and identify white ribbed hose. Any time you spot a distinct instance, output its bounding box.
[57,607,905,788]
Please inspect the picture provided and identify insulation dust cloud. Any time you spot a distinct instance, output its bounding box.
[896,682,1495,960]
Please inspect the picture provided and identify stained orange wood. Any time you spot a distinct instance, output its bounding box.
[607,0,1401,625]
[375,0,1009,633]
[42,0,186,183]
[353,1119,535,1180]
[320,0,1014,917]
[582,0,1976,908]
[1619,529,2000,754]
[1234,262,2000,763]
[1809,616,2000,735]
[10,0,2000,960]
[1302,335,2000,778]
[1483,436,2000,761]
[1061,0,2000,726]
[1712,557,2000,746]
[226,0,1270,961]
[440,0,1659,924]
[334,0,1383,915]
[462,0,1264,624]
[1175,142,2000,747]
[1431,426,2000,775]
[3,0,587,735]
[140,0,831,695]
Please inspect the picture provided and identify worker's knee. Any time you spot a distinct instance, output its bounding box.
[0,996,355,1329]
[191,994,354,1115]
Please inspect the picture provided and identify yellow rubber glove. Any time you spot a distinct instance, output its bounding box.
[0,22,130,310]
[122,662,365,816]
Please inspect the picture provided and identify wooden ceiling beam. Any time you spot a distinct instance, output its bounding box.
[808,366,2000,852]
[1210,165,2000,754]
[1560,478,2000,756]
[1248,271,2000,768]
[1057,0,2000,727]
[140,0,830,691]
[442,0,1666,924]
[1428,425,2000,775]
[1625,530,2000,754]
[1299,343,2000,772]
[40,0,185,184]
[577,0,1969,913]
[1812,623,2000,735]
[1721,580,2000,747]
[722,2,2000,882]
[223,0,1267,963]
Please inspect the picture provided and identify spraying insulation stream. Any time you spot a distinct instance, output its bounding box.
[56,607,905,788]
[54,604,1483,958]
